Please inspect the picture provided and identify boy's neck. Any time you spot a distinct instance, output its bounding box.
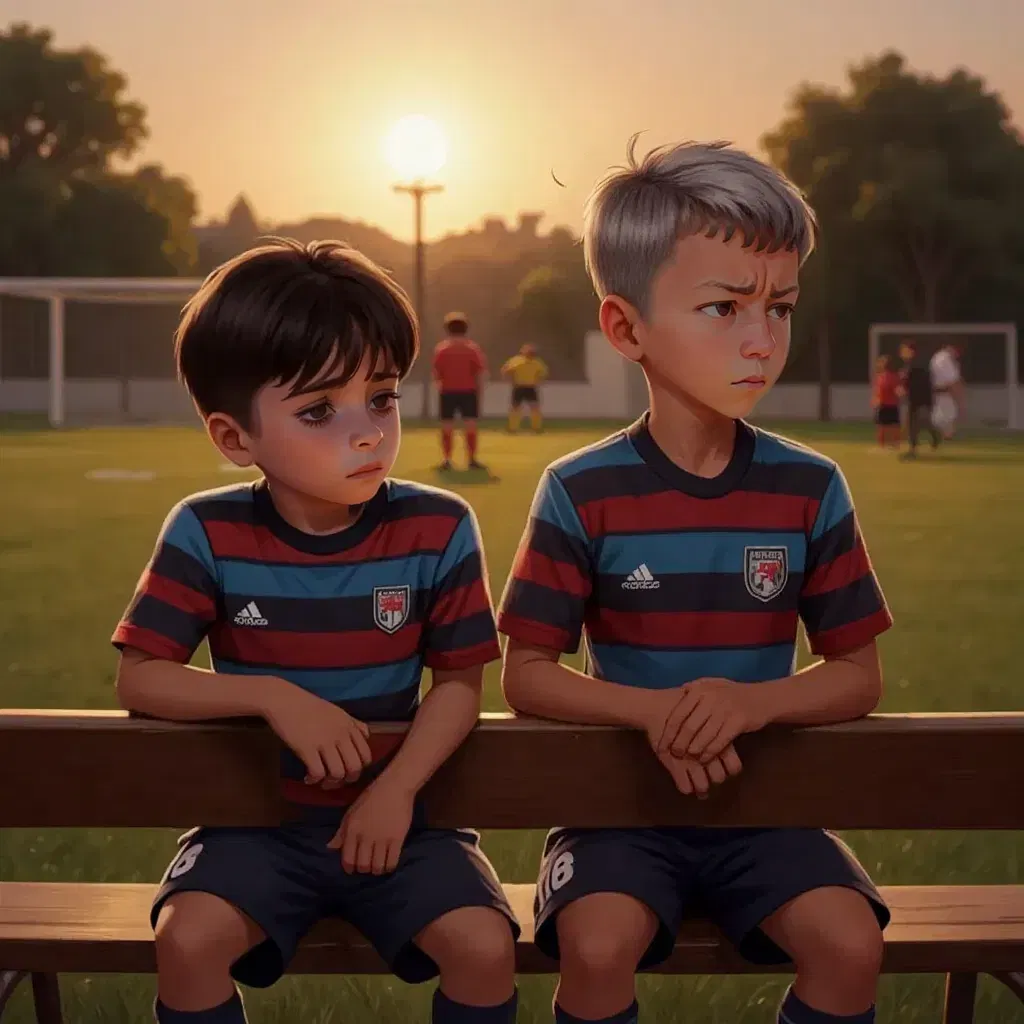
[646,389,739,480]
[263,476,363,536]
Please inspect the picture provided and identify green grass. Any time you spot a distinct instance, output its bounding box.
[1,420,1023,1023]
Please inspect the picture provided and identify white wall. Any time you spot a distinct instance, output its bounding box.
[0,329,1019,427]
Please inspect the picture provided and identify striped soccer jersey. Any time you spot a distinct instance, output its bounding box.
[497,415,892,687]
[113,478,500,812]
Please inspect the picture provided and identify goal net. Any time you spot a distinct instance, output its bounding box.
[0,279,203,426]
[867,323,1020,430]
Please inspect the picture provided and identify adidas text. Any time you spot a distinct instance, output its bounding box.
[622,564,660,590]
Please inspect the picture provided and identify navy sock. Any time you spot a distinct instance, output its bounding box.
[554,999,639,1023]
[154,991,247,1023]
[778,987,875,1024]
[432,986,518,1023]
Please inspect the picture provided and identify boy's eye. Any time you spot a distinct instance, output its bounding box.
[699,301,735,318]
[371,390,401,411]
[297,401,333,426]
[769,304,795,321]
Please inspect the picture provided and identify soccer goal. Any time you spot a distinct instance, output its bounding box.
[0,278,203,427]
[867,322,1020,430]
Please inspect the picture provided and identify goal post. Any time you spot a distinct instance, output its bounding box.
[0,278,203,427]
[867,322,1020,430]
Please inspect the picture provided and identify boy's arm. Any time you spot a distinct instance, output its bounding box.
[374,506,500,795]
[502,639,671,736]
[114,503,372,784]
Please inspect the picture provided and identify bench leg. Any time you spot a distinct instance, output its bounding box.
[30,974,62,1024]
[943,972,978,1024]
[992,972,1024,1004]
[0,972,29,1019]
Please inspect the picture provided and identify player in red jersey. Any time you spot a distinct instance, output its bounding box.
[871,355,903,448]
[432,312,487,471]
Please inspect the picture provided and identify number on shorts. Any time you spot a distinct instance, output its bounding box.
[539,850,575,903]
[168,842,204,880]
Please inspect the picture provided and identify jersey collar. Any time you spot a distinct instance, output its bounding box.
[251,479,389,555]
[626,411,755,499]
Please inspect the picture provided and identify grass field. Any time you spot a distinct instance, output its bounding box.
[2,418,1023,1023]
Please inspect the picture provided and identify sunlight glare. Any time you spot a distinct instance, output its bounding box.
[385,115,448,182]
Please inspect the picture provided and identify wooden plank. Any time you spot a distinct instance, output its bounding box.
[2,883,1023,976]
[2,711,1024,829]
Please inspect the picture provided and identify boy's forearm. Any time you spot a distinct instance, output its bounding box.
[373,668,483,795]
[503,650,662,729]
[115,652,290,722]
[752,645,882,727]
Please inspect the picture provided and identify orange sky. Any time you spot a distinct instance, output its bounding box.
[3,0,1022,241]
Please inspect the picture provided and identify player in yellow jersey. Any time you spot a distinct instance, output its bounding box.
[501,344,548,432]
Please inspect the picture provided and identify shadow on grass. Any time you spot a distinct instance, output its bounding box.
[431,464,502,485]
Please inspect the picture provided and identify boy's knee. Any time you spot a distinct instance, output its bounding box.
[811,922,884,980]
[154,892,260,973]
[557,896,655,978]
[418,906,515,977]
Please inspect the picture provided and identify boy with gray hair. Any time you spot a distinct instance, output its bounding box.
[498,140,892,1024]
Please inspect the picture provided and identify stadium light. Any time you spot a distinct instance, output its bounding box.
[387,116,447,420]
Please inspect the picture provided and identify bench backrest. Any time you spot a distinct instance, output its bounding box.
[2,710,1023,829]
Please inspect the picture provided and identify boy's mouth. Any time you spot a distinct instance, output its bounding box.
[347,461,383,479]
[732,375,766,388]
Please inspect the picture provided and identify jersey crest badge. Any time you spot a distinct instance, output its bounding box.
[373,585,411,634]
[744,546,788,602]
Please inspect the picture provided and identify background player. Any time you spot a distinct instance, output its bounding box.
[112,240,519,1024]
[870,354,902,448]
[432,311,487,471]
[899,339,940,457]
[501,343,548,432]
[930,342,964,439]
[498,141,892,1024]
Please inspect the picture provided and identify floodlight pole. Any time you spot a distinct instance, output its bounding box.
[394,181,443,421]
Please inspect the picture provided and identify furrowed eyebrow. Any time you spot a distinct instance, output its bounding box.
[697,280,799,299]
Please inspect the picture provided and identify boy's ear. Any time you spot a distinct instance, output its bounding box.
[599,295,645,363]
[206,412,256,467]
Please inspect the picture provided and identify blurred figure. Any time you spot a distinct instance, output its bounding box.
[432,312,487,471]
[930,343,963,439]
[501,343,548,432]
[899,340,939,457]
[871,355,902,449]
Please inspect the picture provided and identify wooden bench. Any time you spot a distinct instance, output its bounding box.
[2,710,1023,1023]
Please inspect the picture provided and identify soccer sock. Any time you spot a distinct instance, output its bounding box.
[529,407,542,431]
[507,409,519,431]
[777,987,874,1024]
[441,428,453,460]
[432,987,518,1023]
[554,999,639,1024]
[466,426,478,460]
[154,991,247,1022]
[876,427,885,446]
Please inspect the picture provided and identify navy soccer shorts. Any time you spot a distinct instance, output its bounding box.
[533,826,889,968]
[153,823,519,987]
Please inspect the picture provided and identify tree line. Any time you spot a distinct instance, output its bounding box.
[2,23,1022,387]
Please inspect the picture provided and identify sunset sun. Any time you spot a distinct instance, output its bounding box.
[385,114,448,182]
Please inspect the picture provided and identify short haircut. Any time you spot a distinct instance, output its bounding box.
[175,237,417,429]
[444,311,469,335]
[582,138,819,316]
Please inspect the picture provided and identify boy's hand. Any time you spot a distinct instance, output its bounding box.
[263,685,373,788]
[327,777,415,874]
[655,744,743,798]
[659,677,768,762]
